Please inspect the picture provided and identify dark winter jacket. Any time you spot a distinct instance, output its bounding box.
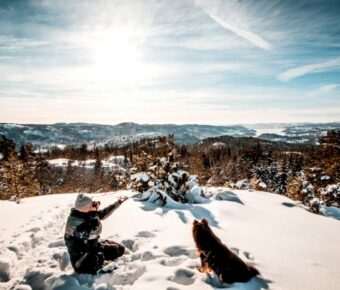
[64,200,123,270]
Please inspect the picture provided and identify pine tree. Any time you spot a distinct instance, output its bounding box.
[319,130,340,148]
[79,143,88,161]
[276,160,289,194]
[19,143,34,163]
[35,154,52,195]
[0,135,16,161]
[65,160,75,187]
[2,155,39,200]
[94,148,102,175]
[202,153,210,169]
[19,144,28,162]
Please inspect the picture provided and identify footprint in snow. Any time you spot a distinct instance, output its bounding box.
[48,239,65,248]
[95,262,147,286]
[164,246,190,257]
[160,256,187,267]
[164,246,196,259]
[243,251,254,261]
[135,231,156,238]
[122,239,135,251]
[52,251,70,271]
[140,250,159,261]
[168,268,196,285]
[25,227,41,233]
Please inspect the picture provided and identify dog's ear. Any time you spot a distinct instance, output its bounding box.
[201,219,209,226]
[193,219,199,226]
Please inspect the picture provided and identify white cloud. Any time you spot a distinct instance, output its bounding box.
[0,36,50,50]
[309,84,340,96]
[278,57,340,81]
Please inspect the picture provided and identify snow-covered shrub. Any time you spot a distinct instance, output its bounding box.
[130,172,150,193]
[320,183,340,207]
[188,185,204,202]
[302,181,314,196]
[299,181,324,214]
[309,197,321,214]
[129,155,205,207]
[301,180,315,207]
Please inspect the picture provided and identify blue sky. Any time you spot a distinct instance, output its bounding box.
[0,0,339,124]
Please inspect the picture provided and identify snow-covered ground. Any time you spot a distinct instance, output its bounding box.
[48,156,127,171]
[1,188,340,290]
[254,128,285,137]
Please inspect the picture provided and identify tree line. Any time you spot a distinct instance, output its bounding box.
[0,131,339,210]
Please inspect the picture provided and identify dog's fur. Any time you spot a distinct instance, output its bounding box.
[192,219,260,284]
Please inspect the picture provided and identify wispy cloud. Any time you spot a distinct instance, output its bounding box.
[204,13,273,51]
[309,84,340,96]
[0,36,49,50]
[196,0,273,51]
[278,57,340,81]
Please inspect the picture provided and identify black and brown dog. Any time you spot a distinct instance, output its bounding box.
[192,219,260,284]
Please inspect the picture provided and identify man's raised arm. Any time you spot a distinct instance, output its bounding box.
[97,196,128,220]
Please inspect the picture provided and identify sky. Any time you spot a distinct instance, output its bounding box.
[0,0,340,125]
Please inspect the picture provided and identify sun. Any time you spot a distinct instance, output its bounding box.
[92,28,145,87]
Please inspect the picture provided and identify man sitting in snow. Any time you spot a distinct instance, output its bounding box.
[64,193,128,274]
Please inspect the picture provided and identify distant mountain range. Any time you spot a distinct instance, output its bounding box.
[0,122,255,148]
[0,122,339,148]
[254,122,340,144]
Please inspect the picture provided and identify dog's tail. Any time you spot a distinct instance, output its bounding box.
[248,264,260,277]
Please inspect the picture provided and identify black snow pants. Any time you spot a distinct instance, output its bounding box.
[67,239,125,274]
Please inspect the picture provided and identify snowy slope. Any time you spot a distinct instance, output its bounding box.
[0,189,340,290]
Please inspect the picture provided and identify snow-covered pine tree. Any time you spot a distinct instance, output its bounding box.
[129,152,205,207]
[275,159,289,194]
[299,180,322,213]
[320,183,340,207]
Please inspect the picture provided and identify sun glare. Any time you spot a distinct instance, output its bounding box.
[92,28,145,87]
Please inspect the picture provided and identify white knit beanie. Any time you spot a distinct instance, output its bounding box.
[75,193,93,210]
